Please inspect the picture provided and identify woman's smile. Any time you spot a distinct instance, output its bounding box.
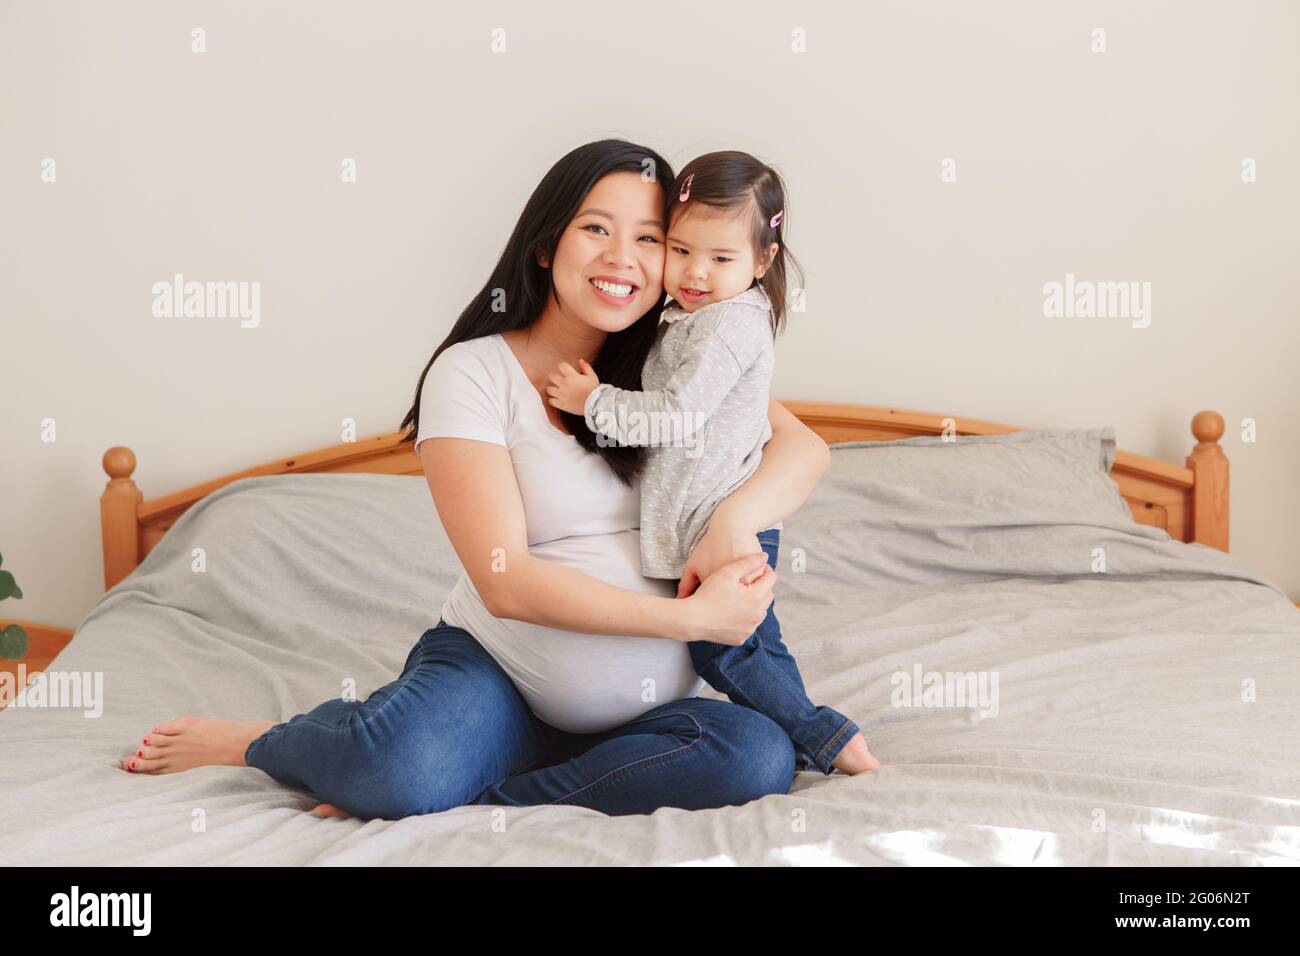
[588,275,643,307]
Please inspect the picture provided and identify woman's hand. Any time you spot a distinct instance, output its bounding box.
[677,516,763,598]
[678,552,775,646]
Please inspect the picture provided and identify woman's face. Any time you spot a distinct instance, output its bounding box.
[542,171,666,334]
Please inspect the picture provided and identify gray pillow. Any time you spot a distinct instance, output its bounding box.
[825,427,1133,527]
[779,425,1283,597]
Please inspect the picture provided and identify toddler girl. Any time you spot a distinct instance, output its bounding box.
[547,150,879,775]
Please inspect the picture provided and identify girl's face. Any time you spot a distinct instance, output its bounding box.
[665,203,777,312]
[540,171,667,334]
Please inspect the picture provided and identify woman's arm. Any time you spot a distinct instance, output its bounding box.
[675,399,831,597]
[418,437,774,645]
[712,397,831,533]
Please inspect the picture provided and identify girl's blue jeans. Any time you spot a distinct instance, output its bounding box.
[682,527,859,776]
[244,623,797,821]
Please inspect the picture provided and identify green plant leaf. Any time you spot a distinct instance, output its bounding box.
[0,624,28,660]
[0,568,21,601]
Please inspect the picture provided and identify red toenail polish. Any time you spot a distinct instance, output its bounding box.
[130,761,137,769]
[137,750,142,756]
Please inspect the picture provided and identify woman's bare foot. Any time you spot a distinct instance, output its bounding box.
[831,732,882,775]
[120,716,277,775]
[309,802,354,820]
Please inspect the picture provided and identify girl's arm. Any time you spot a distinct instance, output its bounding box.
[675,398,831,596]
[418,437,774,646]
[548,308,761,445]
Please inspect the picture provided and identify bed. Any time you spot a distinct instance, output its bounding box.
[1,404,1296,865]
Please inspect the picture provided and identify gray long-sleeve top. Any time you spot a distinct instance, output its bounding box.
[582,284,776,579]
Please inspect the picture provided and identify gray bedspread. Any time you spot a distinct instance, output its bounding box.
[2,445,1297,865]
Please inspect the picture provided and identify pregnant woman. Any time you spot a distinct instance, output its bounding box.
[120,139,845,819]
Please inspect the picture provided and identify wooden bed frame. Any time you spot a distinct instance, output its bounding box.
[97,403,1230,592]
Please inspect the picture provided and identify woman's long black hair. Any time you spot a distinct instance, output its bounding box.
[398,139,675,486]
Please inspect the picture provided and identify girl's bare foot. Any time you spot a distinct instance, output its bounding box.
[120,716,277,775]
[831,732,882,775]
[309,802,354,820]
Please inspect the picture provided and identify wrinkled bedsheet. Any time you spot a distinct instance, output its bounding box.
[2,460,1296,865]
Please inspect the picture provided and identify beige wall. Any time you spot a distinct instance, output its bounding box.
[2,0,1296,628]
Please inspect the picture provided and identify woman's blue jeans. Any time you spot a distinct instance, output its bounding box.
[683,528,859,775]
[243,622,797,821]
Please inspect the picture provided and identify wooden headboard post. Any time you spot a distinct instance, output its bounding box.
[1186,410,1229,551]
[101,447,142,591]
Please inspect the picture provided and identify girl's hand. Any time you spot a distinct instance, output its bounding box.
[680,552,775,645]
[677,514,763,598]
[546,359,601,415]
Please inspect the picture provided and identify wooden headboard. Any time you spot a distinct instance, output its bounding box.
[98,403,1229,592]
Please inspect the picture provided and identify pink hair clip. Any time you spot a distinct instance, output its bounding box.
[769,209,784,229]
[678,173,693,202]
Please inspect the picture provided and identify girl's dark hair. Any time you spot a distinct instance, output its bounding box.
[667,150,804,335]
[398,139,676,486]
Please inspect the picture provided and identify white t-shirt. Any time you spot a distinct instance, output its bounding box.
[414,333,705,734]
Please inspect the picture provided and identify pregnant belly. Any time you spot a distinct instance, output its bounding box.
[439,529,706,734]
